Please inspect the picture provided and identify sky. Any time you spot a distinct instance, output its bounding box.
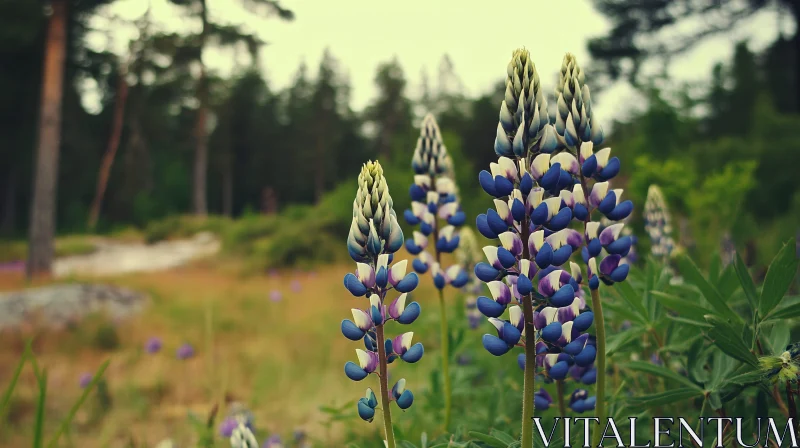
[84,0,791,124]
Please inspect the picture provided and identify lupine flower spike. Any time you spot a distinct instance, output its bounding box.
[229,423,258,448]
[474,50,630,447]
[343,161,422,448]
[456,228,485,330]
[644,185,675,260]
[404,113,466,429]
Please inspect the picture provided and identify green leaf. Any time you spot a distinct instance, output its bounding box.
[33,368,48,448]
[611,280,650,323]
[651,291,713,321]
[622,361,702,390]
[726,370,766,386]
[763,302,800,321]
[666,315,713,328]
[678,255,742,324]
[46,360,111,448]
[759,238,800,318]
[606,327,646,357]
[628,387,703,408]
[718,264,740,300]
[488,430,517,444]
[398,441,418,448]
[705,316,758,367]
[468,431,508,448]
[421,432,428,448]
[603,301,648,326]
[734,251,758,313]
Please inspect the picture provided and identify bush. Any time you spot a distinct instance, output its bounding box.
[143,215,232,244]
[93,322,120,351]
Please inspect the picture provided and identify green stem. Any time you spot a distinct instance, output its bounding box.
[520,218,536,447]
[375,324,396,448]
[590,288,607,447]
[438,289,452,430]
[556,380,567,419]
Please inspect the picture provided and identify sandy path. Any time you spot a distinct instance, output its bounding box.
[53,232,221,278]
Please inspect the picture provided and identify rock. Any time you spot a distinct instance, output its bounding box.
[0,284,147,330]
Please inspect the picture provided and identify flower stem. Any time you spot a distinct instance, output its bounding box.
[375,324,396,448]
[556,380,567,419]
[590,288,607,447]
[438,288,452,430]
[520,219,536,447]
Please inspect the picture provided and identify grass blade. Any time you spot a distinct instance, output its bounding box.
[33,368,48,448]
[0,341,31,426]
[46,360,110,448]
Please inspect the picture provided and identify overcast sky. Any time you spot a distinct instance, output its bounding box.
[84,0,791,123]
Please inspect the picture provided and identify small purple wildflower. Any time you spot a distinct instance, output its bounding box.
[176,343,194,360]
[79,372,93,388]
[293,429,306,442]
[0,260,25,273]
[269,290,283,302]
[145,337,162,354]
[456,353,472,366]
[262,435,283,448]
[291,279,302,293]
[219,417,240,437]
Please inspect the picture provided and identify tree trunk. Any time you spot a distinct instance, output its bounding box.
[193,0,209,217]
[27,0,68,279]
[222,156,233,217]
[88,64,129,230]
[1,172,16,236]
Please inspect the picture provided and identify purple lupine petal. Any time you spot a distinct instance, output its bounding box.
[499,232,523,256]
[356,349,379,373]
[387,294,407,319]
[588,182,609,208]
[387,260,408,287]
[487,281,512,305]
[355,263,376,289]
[599,255,622,276]
[599,223,624,246]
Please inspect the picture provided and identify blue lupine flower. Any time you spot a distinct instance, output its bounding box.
[568,389,596,414]
[534,388,553,410]
[474,52,630,435]
[220,417,243,438]
[404,114,467,288]
[341,161,422,429]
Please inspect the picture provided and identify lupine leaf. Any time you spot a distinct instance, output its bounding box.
[666,315,713,328]
[606,326,646,356]
[726,370,766,386]
[611,280,650,323]
[467,431,508,448]
[717,264,740,301]
[678,256,742,324]
[488,429,516,444]
[733,251,758,313]
[627,387,703,408]
[398,441,418,448]
[603,301,648,326]
[759,238,799,318]
[651,291,713,321]
[704,316,758,366]
[622,361,702,391]
[420,432,428,448]
[762,302,800,321]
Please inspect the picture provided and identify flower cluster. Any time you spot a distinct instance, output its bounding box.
[342,161,423,426]
[474,51,633,427]
[229,423,258,448]
[644,185,675,259]
[456,227,485,329]
[404,113,468,289]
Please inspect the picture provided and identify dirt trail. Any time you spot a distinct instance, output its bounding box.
[53,232,220,278]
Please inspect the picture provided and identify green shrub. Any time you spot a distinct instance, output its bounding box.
[93,322,120,351]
